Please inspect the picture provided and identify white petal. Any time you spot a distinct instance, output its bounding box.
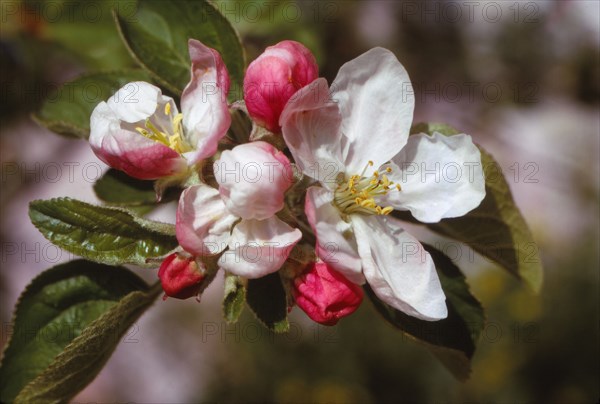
[304,186,364,284]
[332,48,414,174]
[383,132,486,223]
[214,141,293,220]
[219,217,302,278]
[106,81,174,123]
[352,215,447,320]
[176,184,238,256]
[280,78,345,188]
[181,39,232,163]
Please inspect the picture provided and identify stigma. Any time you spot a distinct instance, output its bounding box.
[334,161,400,216]
[135,103,192,154]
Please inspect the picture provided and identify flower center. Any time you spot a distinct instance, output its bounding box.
[334,161,400,216]
[135,103,192,154]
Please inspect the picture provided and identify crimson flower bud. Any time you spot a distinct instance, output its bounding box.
[158,253,205,300]
[293,262,364,325]
[244,40,319,133]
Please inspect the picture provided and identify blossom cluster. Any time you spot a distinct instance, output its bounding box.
[90,39,485,325]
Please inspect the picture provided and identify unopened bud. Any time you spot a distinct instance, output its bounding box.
[244,40,319,133]
[158,253,206,300]
[293,262,363,325]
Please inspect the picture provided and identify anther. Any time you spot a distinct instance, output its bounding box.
[136,127,149,136]
[382,175,390,187]
[380,206,393,215]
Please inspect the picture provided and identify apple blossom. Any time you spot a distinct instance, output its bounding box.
[244,40,319,133]
[294,261,364,326]
[176,141,301,279]
[280,48,486,321]
[89,39,231,180]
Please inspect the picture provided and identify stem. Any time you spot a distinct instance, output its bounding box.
[279,205,316,246]
[229,108,251,144]
[149,281,164,299]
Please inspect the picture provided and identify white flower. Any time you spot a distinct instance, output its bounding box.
[280,48,486,320]
[89,39,231,180]
[176,142,302,278]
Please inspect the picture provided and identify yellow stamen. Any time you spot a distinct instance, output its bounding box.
[333,163,402,216]
[382,175,390,188]
[134,111,191,154]
[136,127,150,137]
[172,113,183,127]
[360,198,376,208]
[380,206,393,215]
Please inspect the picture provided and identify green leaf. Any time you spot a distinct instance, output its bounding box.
[223,274,246,324]
[39,0,135,70]
[14,284,161,403]
[93,169,181,211]
[0,260,155,403]
[33,70,151,139]
[246,273,289,333]
[29,198,178,267]
[94,169,157,206]
[411,122,460,136]
[398,122,543,293]
[364,244,484,381]
[114,0,245,100]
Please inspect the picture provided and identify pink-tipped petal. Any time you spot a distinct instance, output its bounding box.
[294,261,364,326]
[181,39,232,164]
[214,141,293,220]
[279,78,345,189]
[89,82,187,180]
[244,40,319,133]
[176,184,238,256]
[218,217,302,278]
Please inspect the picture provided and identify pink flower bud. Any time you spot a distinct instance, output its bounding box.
[158,253,205,300]
[215,141,293,220]
[244,40,319,133]
[293,262,364,325]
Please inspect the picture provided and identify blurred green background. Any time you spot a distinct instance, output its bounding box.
[1,0,598,402]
